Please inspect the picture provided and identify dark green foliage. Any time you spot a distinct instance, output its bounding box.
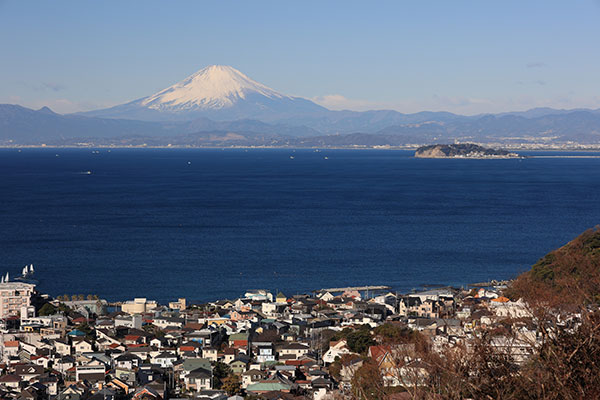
[212,361,231,389]
[333,325,375,354]
[372,323,417,344]
[38,303,57,316]
[531,253,557,282]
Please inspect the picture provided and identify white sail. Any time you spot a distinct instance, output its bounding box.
[22,266,28,276]
[1,276,4,284]
[5,272,8,282]
[29,264,34,274]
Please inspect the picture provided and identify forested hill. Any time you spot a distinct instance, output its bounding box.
[507,227,600,308]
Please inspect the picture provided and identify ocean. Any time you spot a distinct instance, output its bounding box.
[1,148,599,303]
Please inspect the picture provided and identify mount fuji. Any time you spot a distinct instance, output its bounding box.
[81,65,327,122]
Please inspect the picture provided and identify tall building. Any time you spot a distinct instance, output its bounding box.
[0,282,36,319]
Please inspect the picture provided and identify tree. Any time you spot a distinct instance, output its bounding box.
[220,374,241,395]
[351,359,386,400]
[212,362,231,389]
[345,326,376,354]
[38,303,57,316]
[87,294,93,300]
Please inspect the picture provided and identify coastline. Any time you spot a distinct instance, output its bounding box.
[2,145,600,151]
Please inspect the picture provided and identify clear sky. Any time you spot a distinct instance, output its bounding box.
[1,0,599,115]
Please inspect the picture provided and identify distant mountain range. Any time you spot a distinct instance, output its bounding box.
[2,65,600,147]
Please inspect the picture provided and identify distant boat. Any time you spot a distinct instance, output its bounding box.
[290,156,295,160]
[22,264,34,277]
[324,157,329,160]
[4,272,8,283]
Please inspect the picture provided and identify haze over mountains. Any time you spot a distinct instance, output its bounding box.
[2,65,600,147]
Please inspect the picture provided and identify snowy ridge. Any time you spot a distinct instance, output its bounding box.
[140,65,291,111]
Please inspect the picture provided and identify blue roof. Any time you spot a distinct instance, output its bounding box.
[67,329,86,336]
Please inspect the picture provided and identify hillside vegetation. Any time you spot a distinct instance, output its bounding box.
[507,226,600,308]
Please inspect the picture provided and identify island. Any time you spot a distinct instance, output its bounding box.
[415,143,520,159]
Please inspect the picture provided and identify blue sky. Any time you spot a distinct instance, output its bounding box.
[1,0,600,114]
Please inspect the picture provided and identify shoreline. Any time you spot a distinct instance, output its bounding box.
[2,145,600,152]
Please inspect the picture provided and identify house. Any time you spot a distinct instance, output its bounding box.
[279,343,309,359]
[15,364,44,381]
[228,333,249,350]
[114,314,142,329]
[317,292,335,302]
[131,386,162,400]
[183,368,212,391]
[244,290,273,302]
[255,345,275,363]
[202,347,218,362]
[0,374,21,389]
[152,316,185,330]
[323,339,353,364]
[181,358,212,377]
[115,353,142,370]
[152,351,177,368]
[275,292,287,303]
[73,339,94,354]
[168,298,186,311]
[75,364,106,383]
[56,385,86,400]
[223,347,237,364]
[241,369,267,389]
[229,355,251,375]
[38,375,59,396]
[2,340,20,360]
[55,355,76,373]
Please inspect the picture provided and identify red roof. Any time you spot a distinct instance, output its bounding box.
[3,341,19,347]
[368,345,392,363]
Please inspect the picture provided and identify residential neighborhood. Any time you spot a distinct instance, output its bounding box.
[0,281,544,400]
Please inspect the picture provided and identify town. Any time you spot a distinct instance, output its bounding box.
[0,278,542,400]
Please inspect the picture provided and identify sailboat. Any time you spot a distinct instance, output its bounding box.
[4,272,8,283]
[22,265,28,277]
[29,264,34,275]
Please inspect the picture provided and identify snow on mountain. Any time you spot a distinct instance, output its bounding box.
[140,65,291,111]
[81,65,326,121]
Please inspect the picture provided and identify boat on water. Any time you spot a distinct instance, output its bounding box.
[22,264,34,277]
[12,264,38,284]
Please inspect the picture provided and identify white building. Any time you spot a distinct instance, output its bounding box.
[121,298,157,315]
[0,282,36,319]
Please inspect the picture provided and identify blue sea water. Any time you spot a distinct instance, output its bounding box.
[1,148,599,303]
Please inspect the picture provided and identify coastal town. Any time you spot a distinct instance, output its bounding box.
[0,275,540,400]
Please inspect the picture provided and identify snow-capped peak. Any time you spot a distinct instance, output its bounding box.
[140,65,290,111]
